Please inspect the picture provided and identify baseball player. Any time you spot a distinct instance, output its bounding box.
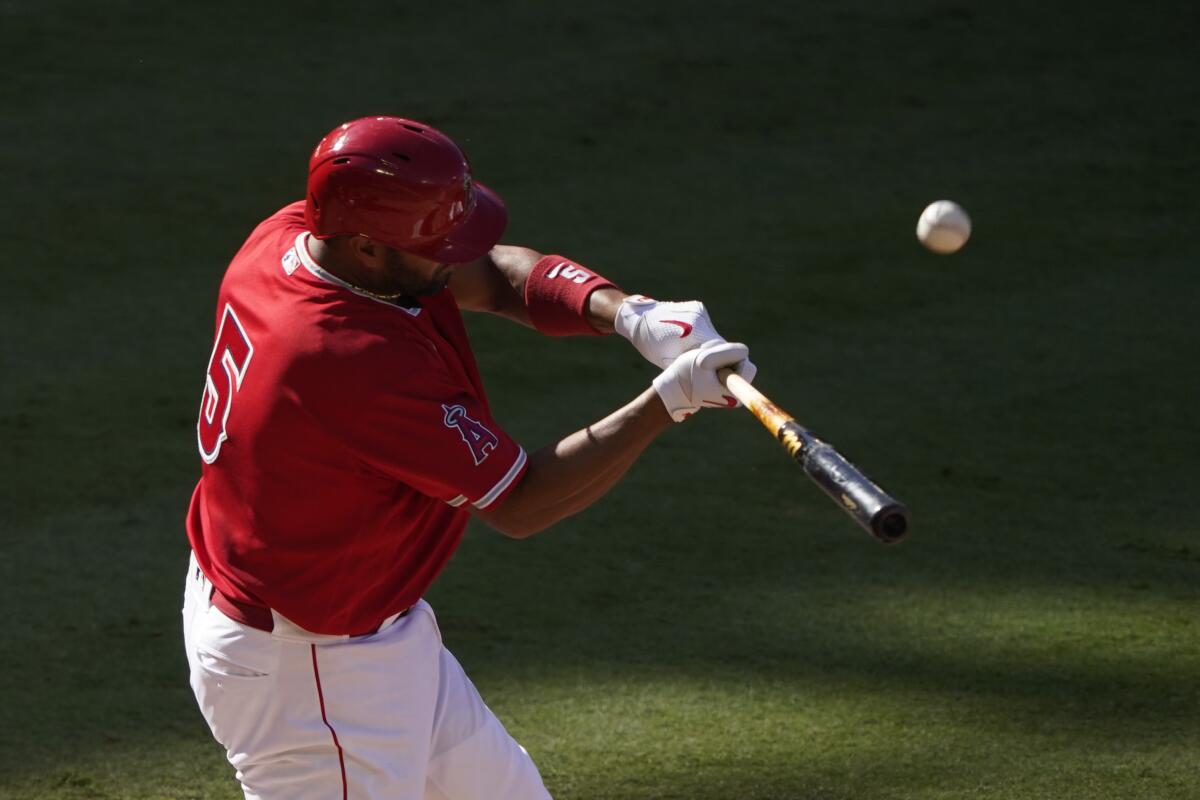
[183,116,755,800]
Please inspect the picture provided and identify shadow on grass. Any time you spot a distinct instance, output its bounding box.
[1,453,1197,800]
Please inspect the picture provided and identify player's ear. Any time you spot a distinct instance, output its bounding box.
[348,235,386,267]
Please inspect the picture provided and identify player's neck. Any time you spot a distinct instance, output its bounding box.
[305,237,405,299]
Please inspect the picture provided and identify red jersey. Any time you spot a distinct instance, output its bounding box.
[187,202,526,635]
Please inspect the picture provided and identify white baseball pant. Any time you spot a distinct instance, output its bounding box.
[182,553,552,799]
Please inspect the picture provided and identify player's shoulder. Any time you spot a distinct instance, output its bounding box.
[223,201,307,275]
[254,201,304,232]
[237,201,306,254]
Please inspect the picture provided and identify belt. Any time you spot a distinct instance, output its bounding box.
[209,586,409,638]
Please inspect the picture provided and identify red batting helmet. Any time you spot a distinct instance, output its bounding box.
[305,116,507,263]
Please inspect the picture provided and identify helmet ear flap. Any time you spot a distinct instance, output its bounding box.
[304,117,507,263]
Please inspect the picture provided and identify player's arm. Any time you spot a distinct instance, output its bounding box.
[475,342,756,539]
[448,245,625,333]
[476,387,669,538]
[449,245,748,373]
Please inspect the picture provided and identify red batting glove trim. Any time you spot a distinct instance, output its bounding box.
[524,255,618,337]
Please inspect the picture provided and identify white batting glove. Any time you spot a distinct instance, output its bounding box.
[614,296,727,368]
[652,340,758,422]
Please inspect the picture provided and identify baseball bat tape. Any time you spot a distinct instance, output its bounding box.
[718,369,910,544]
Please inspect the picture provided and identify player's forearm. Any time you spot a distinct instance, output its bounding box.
[486,246,629,333]
[517,408,655,523]
[476,387,671,538]
[448,251,534,327]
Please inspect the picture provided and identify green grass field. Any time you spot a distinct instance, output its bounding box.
[2,1,1197,797]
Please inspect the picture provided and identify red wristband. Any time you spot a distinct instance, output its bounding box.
[524,255,618,336]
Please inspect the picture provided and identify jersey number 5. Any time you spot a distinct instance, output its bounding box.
[197,304,254,463]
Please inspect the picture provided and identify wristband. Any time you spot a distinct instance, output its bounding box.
[524,255,618,337]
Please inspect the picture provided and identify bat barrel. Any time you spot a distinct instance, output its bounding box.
[722,369,911,544]
[873,505,910,543]
[781,423,910,544]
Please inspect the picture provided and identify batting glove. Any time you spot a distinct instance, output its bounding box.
[652,340,758,422]
[615,296,728,369]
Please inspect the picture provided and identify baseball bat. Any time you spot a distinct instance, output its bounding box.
[718,369,910,544]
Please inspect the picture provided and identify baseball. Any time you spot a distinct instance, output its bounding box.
[916,200,971,254]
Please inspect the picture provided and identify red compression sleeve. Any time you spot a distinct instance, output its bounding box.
[524,255,619,336]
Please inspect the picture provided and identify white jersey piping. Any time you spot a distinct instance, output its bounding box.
[473,448,528,510]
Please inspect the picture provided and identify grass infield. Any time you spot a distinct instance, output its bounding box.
[1,1,1197,798]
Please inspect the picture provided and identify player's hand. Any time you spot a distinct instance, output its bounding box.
[614,296,729,368]
[652,340,757,422]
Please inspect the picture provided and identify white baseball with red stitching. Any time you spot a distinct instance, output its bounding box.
[615,296,727,368]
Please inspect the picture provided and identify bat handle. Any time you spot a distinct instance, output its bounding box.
[720,369,795,430]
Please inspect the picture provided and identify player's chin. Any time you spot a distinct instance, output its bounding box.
[419,266,453,295]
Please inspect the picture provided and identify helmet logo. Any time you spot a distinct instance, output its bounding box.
[449,174,476,223]
[464,174,477,213]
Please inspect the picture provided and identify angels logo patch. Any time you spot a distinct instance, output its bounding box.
[442,404,499,465]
